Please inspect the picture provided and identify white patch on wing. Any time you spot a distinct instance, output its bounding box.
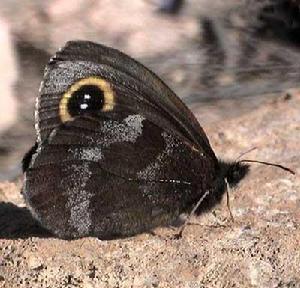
[65,162,92,236]
[97,114,145,146]
[71,147,103,162]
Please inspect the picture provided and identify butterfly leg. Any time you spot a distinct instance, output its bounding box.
[171,190,211,239]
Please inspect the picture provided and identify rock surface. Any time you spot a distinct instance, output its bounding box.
[0,92,299,287]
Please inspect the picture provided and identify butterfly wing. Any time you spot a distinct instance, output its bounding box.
[24,41,219,239]
[24,115,215,239]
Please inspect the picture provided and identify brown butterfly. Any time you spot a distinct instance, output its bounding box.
[22,40,251,239]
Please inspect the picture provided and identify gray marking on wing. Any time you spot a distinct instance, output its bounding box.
[92,114,145,146]
[137,132,191,201]
[65,162,92,236]
[137,131,179,181]
[71,147,103,162]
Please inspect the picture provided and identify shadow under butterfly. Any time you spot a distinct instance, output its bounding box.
[23,40,266,240]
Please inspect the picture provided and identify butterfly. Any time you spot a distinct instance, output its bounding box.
[22,41,249,240]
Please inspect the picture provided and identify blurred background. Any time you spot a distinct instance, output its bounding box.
[0,0,299,180]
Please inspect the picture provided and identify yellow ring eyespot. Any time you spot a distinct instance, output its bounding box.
[59,77,115,122]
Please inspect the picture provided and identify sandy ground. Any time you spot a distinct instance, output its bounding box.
[0,91,299,287]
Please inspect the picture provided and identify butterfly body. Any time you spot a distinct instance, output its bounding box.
[22,41,248,239]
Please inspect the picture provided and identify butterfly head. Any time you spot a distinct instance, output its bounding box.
[212,160,250,196]
[222,161,250,188]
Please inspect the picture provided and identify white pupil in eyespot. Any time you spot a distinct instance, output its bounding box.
[80,94,92,110]
[80,103,88,110]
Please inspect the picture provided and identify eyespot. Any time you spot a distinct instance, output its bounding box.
[59,77,115,122]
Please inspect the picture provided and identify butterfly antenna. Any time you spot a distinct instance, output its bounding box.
[239,159,295,175]
[235,146,258,162]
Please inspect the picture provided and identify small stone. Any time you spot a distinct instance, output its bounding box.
[27,256,43,270]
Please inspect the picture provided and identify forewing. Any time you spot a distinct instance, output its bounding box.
[36,41,217,163]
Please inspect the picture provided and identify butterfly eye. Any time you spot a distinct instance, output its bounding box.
[59,77,115,122]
